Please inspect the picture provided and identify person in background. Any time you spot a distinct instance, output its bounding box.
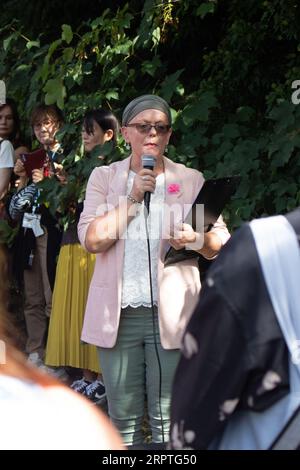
[45,108,119,403]
[1,97,28,200]
[13,104,64,372]
[0,98,30,337]
[0,247,125,450]
[0,134,14,201]
[78,94,230,445]
[170,208,300,450]
[0,97,29,161]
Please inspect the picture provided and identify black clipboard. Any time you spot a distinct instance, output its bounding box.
[164,176,240,267]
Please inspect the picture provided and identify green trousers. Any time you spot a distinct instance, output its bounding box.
[98,306,180,446]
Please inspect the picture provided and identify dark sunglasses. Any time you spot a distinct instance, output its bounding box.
[126,123,171,135]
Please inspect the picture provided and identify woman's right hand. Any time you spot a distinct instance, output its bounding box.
[130,169,156,202]
[14,159,26,178]
[32,168,44,184]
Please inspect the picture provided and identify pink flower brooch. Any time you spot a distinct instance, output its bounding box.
[167,183,181,194]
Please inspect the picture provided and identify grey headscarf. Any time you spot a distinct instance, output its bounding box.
[122,94,172,126]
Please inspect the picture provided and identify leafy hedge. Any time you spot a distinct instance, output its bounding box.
[1,0,300,236]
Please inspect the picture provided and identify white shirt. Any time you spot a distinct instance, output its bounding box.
[121,170,165,308]
[0,139,14,168]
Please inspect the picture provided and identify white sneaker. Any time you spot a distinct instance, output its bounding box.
[40,364,69,382]
[27,353,69,382]
[27,352,43,367]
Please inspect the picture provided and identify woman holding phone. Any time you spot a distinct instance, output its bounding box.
[13,104,64,374]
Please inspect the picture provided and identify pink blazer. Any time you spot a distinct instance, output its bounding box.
[78,157,230,349]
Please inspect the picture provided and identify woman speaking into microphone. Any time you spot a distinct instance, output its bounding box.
[78,94,230,446]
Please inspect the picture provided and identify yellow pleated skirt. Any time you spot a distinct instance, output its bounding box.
[45,243,100,373]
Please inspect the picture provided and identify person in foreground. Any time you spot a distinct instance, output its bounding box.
[170,207,300,450]
[78,94,229,445]
[0,249,124,450]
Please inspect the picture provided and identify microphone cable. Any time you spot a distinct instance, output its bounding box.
[143,206,165,445]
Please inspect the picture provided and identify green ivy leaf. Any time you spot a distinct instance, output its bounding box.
[271,141,294,168]
[105,90,119,100]
[268,101,295,131]
[3,34,15,51]
[26,40,40,50]
[44,78,66,109]
[236,106,255,122]
[141,57,162,77]
[61,24,73,44]
[196,2,216,19]
[152,27,160,47]
[160,70,184,102]
[182,91,218,125]
[62,47,74,62]
[222,124,240,139]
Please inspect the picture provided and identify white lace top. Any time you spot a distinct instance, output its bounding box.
[121,170,165,308]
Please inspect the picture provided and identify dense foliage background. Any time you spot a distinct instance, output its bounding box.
[1,0,300,237]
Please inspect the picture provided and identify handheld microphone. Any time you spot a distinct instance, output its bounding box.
[142,154,156,214]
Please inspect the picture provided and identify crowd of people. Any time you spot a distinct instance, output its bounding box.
[1,93,299,450]
[1,100,120,401]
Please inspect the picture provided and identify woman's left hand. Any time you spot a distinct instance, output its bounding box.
[54,162,67,184]
[170,224,223,259]
[169,223,202,250]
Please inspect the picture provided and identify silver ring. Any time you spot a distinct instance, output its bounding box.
[142,176,147,181]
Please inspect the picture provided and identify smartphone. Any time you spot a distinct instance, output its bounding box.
[20,148,47,178]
